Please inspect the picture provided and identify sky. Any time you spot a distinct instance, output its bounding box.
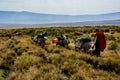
[0,0,120,15]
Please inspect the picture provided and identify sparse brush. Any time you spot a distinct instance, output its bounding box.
[115,27,120,33]
[52,47,64,53]
[104,29,110,32]
[111,31,115,34]
[107,35,116,40]
[78,54,99,68]
[0,26,120,80]
[98,58,120,74]
[83,30,88,34]
[117,39,120,43]
[38,64,61,80]
[70,72,88,80]
[6,71,28,80]
[14,55,42,71]
[47,53,61,66]
[74,32,83,36]
[44,45,55,53]
[0,49,16,70]
[68,43,75,50]
[108,41,118,50]
[61,61,79,76]
[13,47,23,56]
[25,29,35,37]
[27,47,47,56]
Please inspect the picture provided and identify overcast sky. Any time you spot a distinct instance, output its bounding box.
[0,0,120,15]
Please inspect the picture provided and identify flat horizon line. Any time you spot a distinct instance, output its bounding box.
[0,10,120,16]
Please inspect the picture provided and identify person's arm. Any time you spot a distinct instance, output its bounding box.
[92,35,97,48]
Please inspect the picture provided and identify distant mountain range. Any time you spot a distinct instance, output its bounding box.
[0,11,120,24]
[0,20,120,28]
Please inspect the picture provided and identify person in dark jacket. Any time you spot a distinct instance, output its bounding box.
[35,32,47,48]
[56,34,70,47]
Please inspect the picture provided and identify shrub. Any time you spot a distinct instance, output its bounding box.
[52,47,64,53]
[98,58,120,74]
[71,36,80,41]
[0,69,6,80]
[111,31,115,34]
[83,30,88,34]
[78,54,120,74]
[104,29,110,32]
[115,28,120,33]
[70,72,87,80]
[108,42,118,50]
[38,64,61,80]
[0,50,16,70]
[61,62,79,76]
[14,55,42,71]
[6,71,28,80]
[117,39,120,43]
[79,54,99,68]
[108,35,116,40]
[48,53,61,66]
[44,45,54,53]
[26,29,35,37]
[74,32,83,36]
[27,48,47,56]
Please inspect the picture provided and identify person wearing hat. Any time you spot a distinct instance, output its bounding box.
[92,28,106,57]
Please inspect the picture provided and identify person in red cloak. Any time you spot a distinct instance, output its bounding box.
[92,28,106,57]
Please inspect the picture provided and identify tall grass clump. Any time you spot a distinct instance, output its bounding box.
[104,29,110,32]
[98,58,120,74]
[25,29,36,37]
[108,35,116,41]
[108,41,118,50]
[14,55,42,71]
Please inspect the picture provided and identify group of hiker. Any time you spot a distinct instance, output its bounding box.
[34,28,106,57]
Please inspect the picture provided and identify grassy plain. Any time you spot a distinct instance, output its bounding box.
[0,26,120,80]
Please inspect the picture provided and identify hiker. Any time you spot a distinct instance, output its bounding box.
[75,37,92,53]
[56,34,70,48]
[92,28,106,57]
[35,32,47,48]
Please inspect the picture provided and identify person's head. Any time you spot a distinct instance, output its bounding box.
[60,34,63,37]
[43,32,47,36]
[95,28,100,32]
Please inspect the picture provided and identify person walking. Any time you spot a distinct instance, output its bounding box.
[92,28,106,57]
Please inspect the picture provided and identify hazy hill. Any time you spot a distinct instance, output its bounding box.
[0,11,120,24]
[0,20,120,28]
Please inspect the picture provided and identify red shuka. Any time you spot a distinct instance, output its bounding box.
[96,31,106,51]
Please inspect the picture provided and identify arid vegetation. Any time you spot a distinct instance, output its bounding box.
[0,26,120,80]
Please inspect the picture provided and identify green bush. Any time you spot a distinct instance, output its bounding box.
[26,29,35,37]
[104,29,110,32]
[115,27,120,33]
[108,35,116,40]
[74,32,83,36]
[108,42,118,50]
[111,31,115,34]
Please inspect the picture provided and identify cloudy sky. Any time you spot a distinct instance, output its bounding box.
[0,0,120,15]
